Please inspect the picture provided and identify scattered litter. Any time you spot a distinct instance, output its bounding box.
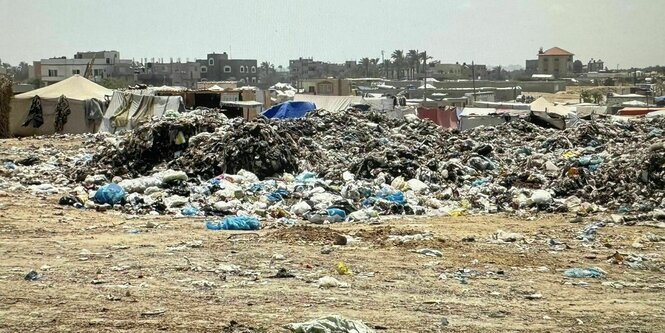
[317,276,349,288]
[564,267,606,278]
[286,315,374,333]
[414,248,443,257]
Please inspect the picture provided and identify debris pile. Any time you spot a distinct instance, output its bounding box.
[4,109,665,223]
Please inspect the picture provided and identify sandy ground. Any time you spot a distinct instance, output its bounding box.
[523,85,628,104]
[1,138,665,332]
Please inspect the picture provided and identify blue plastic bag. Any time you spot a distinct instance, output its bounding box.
[266,188,289,202]
[181,206,199,216]
[326,208,346,222]
[377,191,406,205]
[295,171,318,183]
[206,216,261,231]
[93,183,126,206]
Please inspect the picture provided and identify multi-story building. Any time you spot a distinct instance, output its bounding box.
[137,60,201,88]
[525,59,539,76]
[536,47,574,78]
[196,52,258,85]
[588,59,604,72]
[35,50,134,85]
[289,57,359,84]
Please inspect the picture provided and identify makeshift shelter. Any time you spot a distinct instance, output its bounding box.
[99,91,185,133]
[262,101,316,119]
[417,106,459,129]
[9,75,112,136]
[208,85,224,91]
[293,94,363,112]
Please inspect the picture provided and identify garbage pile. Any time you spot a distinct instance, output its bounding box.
[4,108,665,225]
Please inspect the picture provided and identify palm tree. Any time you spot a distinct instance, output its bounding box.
[391,50,405,80]
[370,58,379,77]
[406,50,419,80]
[360,57,371,77]
[418,51,432,76]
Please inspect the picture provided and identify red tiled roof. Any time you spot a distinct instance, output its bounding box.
[540,47,574,56]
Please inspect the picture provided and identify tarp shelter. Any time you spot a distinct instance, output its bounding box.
[617,107,665,116]
[293,94,364,112]
[262,101,316,119]
[417,106,459,129]
[458,107,508,130]
[99,91,185,133]
[10,75,112,136]
[221,100,263,120]
[208,85,224,91]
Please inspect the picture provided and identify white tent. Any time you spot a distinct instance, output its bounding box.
[417,84,436,90]
[9,75,112,136]
[99,91,185,133]
[208,85,224,91]
[293,94,365,112]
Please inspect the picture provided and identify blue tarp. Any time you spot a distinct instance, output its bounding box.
[655,96,665,103]
[262,101,316,119]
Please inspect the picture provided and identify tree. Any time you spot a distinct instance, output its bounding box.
[360,57,371,77]
[258,61,278,88]
[406,50,419,80]
[100,77,132,89]
[391,50,405,80]
[573,60,584,74]
[15,61,29,82]
[419,51,432,75]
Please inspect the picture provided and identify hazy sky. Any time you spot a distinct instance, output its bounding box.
[1,0,662,69]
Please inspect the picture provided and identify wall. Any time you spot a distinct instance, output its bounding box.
[538,55,573,78]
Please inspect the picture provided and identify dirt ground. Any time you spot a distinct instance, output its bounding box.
[1,139,665,332]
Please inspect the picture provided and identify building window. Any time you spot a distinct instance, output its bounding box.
[208,58,214,66]
[224,65,231,73]
[72,69,81,75]
[251,77,256,83]
[48,69,58,77]
[201,66,208,73]
[106,58,110,64]
[93,69,104,77]
[251,66,256,73]
[240,66,245,73]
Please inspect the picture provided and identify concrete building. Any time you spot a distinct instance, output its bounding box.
[301,78,352,96]
[138,61,201,88]
[196,52,258,85]
[536,47,574,78]
[525,60,539,76]
[428,63,464,80]
[588,59,604,72]
[36,50,134,85]
[289,57,359,84]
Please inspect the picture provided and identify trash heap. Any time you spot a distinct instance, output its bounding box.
[4,108,665,225]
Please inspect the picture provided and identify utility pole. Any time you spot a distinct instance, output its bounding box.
[381,50,385,79]
[472,61,476,103]
[423,50,427,103]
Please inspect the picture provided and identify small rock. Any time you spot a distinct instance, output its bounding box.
[525,293,543,300]
[543,315,552,320]
[440,317,449,326]
[272,253,286,261]
[24,270,41,281]
[320,246,334,254]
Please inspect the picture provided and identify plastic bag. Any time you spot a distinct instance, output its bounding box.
[93,183,126,206]
[206,216,261,231]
